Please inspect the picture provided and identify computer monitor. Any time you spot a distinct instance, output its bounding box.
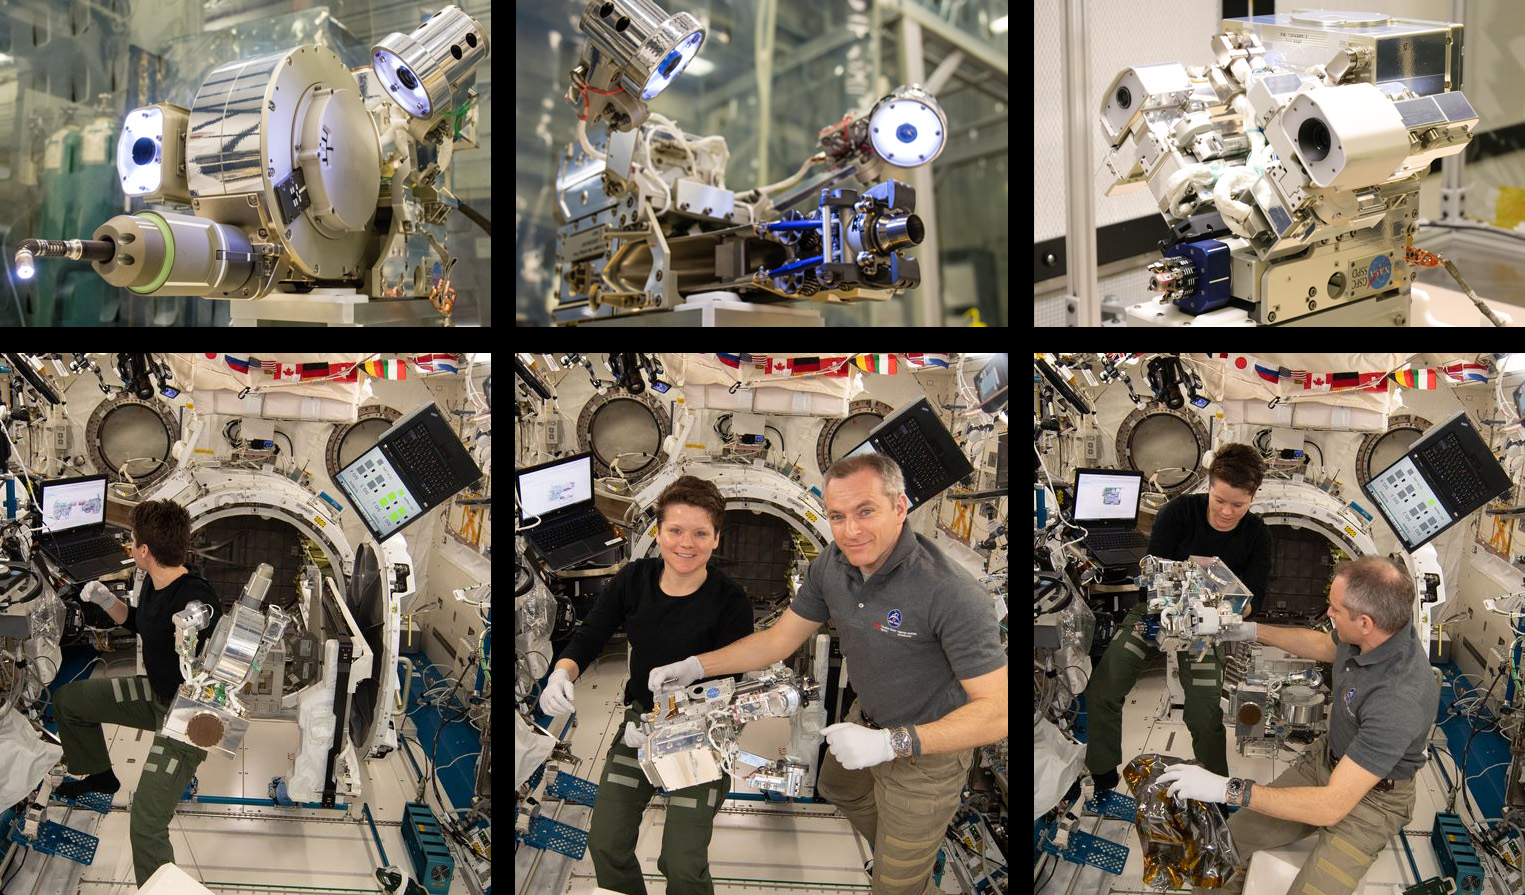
[844,397,973,511]
[40,475,108,534]
[334,403,483,542]
[1072,468,1144,525]
[1361,410,1511,553]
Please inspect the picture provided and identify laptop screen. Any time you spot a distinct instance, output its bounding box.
[1073,469,1143,524]
[41,477,107,535]
[1360,410,1511,554]
[334,444,426,542]
[1364,456,1452,552]
[518,455,594,519]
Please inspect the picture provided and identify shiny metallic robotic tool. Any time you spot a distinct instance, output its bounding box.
[555,0,944,323]
[1100,10,1482,327]
[14,5,488,326]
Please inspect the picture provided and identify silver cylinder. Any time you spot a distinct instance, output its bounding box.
[1280,685,1325,725]
[872,213,925,253]
[579,0,704,100]
[372,5,490,119]
[92,211,255,297]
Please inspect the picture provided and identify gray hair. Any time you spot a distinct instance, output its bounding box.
[823,454,906,506]
[1334,556,1413,633]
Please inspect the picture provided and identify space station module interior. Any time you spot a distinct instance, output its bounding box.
[514,353,1009,892]
[1034,353,1525,894]
[4,3,490,328]
[552,0,943,325]
[0,354,490,894]
[1102,10,1497,327]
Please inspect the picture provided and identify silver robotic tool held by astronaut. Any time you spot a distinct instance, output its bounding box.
[554,0,943,324]
[636,663,818,796]
[160,563,288,758]
[1100,10,1488,327]
[13,6,488,326]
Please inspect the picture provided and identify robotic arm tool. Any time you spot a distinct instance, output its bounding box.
[554,0,943,322]
[1102,10,1484,326]
[14,6,489,326]
[1135,555,1253,659]
[636,662,818,796]
[162,563,290,758]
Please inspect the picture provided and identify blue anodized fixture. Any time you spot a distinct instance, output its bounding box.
[1168,239,1233,314]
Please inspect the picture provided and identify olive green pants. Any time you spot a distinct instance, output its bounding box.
[1085,602,1231,778]
[586,704,731,895]
[1194,733,1414,895]
[816,702,973,895]
[54,676,209,886]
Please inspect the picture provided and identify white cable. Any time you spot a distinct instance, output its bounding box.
[1212,167,1261,238]
[575,116,606,162]
[1162,164,1216,218]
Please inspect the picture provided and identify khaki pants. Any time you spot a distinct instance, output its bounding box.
[1195,733,1415,895]
[816,702,973,895]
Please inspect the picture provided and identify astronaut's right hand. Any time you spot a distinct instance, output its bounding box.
[648,656,705,696]
[539,667,576,716]
[81,580,117,609]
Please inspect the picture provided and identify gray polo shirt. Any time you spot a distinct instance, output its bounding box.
[1327,624,1440,780]
[789,523,1006,728]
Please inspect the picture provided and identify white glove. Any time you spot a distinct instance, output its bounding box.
[539,668,576,716]
[648,656,705,696]
[1217,621,1258,642]
[623,721,646,749]
[820,722,897,770]
[1156,763,1231,804]
[81,580,116,609]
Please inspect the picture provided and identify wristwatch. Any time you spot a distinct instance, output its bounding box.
[889,726,914,759]
[1225,777,1252,807]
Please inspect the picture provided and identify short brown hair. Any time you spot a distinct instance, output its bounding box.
[1334,556,1413,633]
[128,499,191,567]
[823,454,906,505]
[1208,443,1264,494]
[655,476,726,533]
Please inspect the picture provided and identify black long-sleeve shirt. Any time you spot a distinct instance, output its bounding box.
[123,572,223,701]
[555,558,754,712]
[1146,493,1273,619]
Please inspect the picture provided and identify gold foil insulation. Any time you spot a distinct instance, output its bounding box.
[1123,754,1245,889]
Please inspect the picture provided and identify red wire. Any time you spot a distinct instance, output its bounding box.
[574,83,626,121]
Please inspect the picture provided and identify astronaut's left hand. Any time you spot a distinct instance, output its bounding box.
[820,722,896,769]
[623,721,645,749]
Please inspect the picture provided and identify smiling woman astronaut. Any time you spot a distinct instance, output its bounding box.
[516,352,1010,894]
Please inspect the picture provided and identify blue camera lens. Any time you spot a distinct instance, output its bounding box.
[659,50,681,78]
[133,137,157,166]
[896,122,918,143]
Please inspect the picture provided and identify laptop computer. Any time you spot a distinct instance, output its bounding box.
[844,397,975,511]
[35,475,135,580]
[516,452,625,569]
[1072,468,1149,566]
[1361,410,1512,553]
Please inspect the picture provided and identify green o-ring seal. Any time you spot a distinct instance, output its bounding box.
[130,211,177,295]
